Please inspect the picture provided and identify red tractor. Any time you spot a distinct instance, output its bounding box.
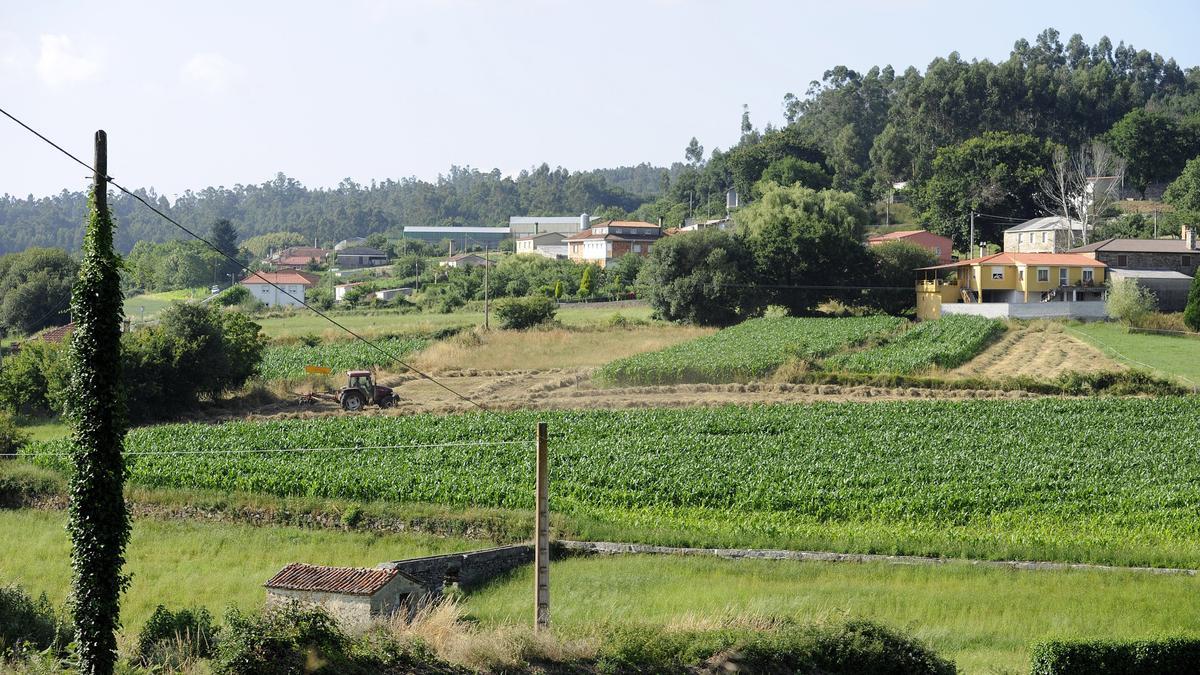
[338,370,396,411]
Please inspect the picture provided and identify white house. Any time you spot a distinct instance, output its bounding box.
[264,563,426,626]
[439,253,492,268]
[239,271,320,308]
[1003,216,1084,253]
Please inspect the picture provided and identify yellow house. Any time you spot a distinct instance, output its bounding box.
[916,253,1107,320]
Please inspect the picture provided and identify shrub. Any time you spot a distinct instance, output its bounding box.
[1030,637,1200,674]
[596,619,955,674]
[0,586,69,655]
[134,605,218,667]
[216,285,251,307]
[0,462,63,508]
[1106,278,1157,326]
[0,412,28,456]
[493,296,557,330]
[1185,269,1200,332]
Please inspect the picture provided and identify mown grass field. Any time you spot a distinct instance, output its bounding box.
[3,511,1198,673]
[26,397,1200,568]
[1068,321,1200,386]
[254,304,655,340]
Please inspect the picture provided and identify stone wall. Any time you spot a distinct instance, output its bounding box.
[267,588,372,625]
[378,544,533,597]
[1091,250,1198,277]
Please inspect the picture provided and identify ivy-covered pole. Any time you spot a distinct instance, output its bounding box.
[67,129,130,675]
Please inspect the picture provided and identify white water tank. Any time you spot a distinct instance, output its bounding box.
[580,213,589,231]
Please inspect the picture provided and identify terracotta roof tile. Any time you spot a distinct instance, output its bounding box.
[240,271,321,286]
[264,563,400,596]
[40,323,75,344]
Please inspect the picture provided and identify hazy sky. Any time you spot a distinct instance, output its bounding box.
[1,0,1197,199]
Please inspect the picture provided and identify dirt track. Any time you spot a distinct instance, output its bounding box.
[951,324,1123,379]
[246,367,1042,420]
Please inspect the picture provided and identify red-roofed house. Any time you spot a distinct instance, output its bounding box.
[867,229,953,264]
[565,220,661,268]
[264,562,426,625]
[915,252,1107,320]
[269,246,330,269]
[239,271,321,308]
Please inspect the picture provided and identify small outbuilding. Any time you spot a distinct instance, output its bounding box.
[264,562,426,626]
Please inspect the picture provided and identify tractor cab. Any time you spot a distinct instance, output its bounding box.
[338,370,395,411]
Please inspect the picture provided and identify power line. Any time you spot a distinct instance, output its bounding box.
[0,106,487,411]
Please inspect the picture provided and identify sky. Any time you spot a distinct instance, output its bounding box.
[1,0,1198,201]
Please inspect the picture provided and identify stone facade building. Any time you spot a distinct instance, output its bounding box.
[1003,216,1083,253]
[264,563,426,625]
[1069,227,1199,310]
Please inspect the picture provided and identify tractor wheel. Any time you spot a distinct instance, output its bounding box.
[342,393,365,412]
[378,395,395,409]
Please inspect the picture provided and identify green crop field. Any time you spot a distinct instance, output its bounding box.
[595,316,904,385]
[258,336,428,379]
[824,314,1005,374]
[26,398,1200,568]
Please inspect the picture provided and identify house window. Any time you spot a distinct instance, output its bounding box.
[1018,269,1024,281]
[1184,255,1193,267]
[1082,268,1094,283]
[1116,254,1128,267]
[1037,267,1049,282]
[1041,232,1048,243]
[1059,268,1068,286]
[633,244,642,253]
[991,266,1005,280]
[934,246,942,257]
[1017,233,1024,243]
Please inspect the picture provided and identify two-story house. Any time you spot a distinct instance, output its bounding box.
[1003,216,1085,253]
[916,252,1107,320]
[565,220,661,268]
[240,271,320,308]
[1067,226,1198,310]
[866,229,953,264]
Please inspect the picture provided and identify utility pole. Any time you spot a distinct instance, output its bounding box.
[969,211,975,258]
[1154,209,1159,238]
[483,243,490,330]
[534,421,550,631]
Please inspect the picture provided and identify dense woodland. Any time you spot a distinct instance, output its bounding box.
[3,29,1200,257]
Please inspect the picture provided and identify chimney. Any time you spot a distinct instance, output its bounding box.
[1183,225,1197,250]
[580,213,589,232]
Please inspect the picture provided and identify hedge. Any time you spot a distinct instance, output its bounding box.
[1030,638,1200,674]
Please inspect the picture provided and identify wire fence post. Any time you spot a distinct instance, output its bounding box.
[534,421,549,631]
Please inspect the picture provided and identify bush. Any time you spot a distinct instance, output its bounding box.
[216,285,251,307]
[0,586,69,655]
[0,462,63,508]
[214,603,460,675]
[596,619,955,674]
[1106,278,1158,326]
[0,412,28,456]
[1030,637,1200,674]
[135,605,218,667]
[493,296,557,330]
[0,342,69,417]
[1185,270,1200,332]
[636,229,761,326]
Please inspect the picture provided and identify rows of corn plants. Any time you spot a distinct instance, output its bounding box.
[258,336,428,380]
[595,316,904,385]
[823,315,1005,374]
[25,397,1200,567]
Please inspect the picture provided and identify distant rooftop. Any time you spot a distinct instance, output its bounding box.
[1070,238,1196,254]
[1005,216,1083,233]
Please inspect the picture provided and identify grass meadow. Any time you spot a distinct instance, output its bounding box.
[3,511,1199,673]
[1069,321,1200,386]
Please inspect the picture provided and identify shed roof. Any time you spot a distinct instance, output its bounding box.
[1108,269,1194,280]
[1070,238,1197,254]
[337,247,388,257]
[867,229,932,242]
[264,563,411,596]
[40,323,75,344]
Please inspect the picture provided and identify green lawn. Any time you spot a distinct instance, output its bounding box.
[17,418,68,443]
[123,287,208,321]
[470,554,1200,674]
[255,303,654,340]
[1068,322,1200,386]
[0,510,479,634]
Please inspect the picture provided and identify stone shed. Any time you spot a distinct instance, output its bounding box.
[264,562,426,625]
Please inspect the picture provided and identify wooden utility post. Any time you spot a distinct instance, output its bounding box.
[534,421,549,630]
[484,243,490,330]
